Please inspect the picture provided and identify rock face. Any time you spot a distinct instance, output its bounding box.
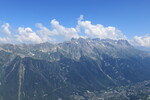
[0,38,150,100]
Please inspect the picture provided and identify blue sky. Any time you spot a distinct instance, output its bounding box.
[0,0,150,47]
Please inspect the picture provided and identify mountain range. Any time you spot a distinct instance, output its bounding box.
[0,38,150,100]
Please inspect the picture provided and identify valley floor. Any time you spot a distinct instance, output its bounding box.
[71,80,150,100]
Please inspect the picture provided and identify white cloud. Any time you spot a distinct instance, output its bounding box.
[36,16,126,42]
[0,37,11,43]
[36,19,80,41]
[77,15,126,40]
[0,15,128,44]
[36,23,55,42]
[1,23,11,35]
[16,27,42,43]
[36,23,53,36]
[51,19,80,40]
[1,15,150,48]
[132,34,150,47]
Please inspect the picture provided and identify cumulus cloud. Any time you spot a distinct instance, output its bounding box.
[16,27,42,43]
[132,34,150,47]
[51,19,80,40]
[1,15,150,48]
[77,15,126,40]
[36,23,55,42]
[1,23,11,35]
[36,15,126,42]
[36,19,80,41]
[0,15,128,44]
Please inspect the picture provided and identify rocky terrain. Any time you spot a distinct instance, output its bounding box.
[0,38,150,100]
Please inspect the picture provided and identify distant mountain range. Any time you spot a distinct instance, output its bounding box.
[0,38,150,100]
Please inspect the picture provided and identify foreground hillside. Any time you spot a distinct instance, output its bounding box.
[0,38,150,100]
